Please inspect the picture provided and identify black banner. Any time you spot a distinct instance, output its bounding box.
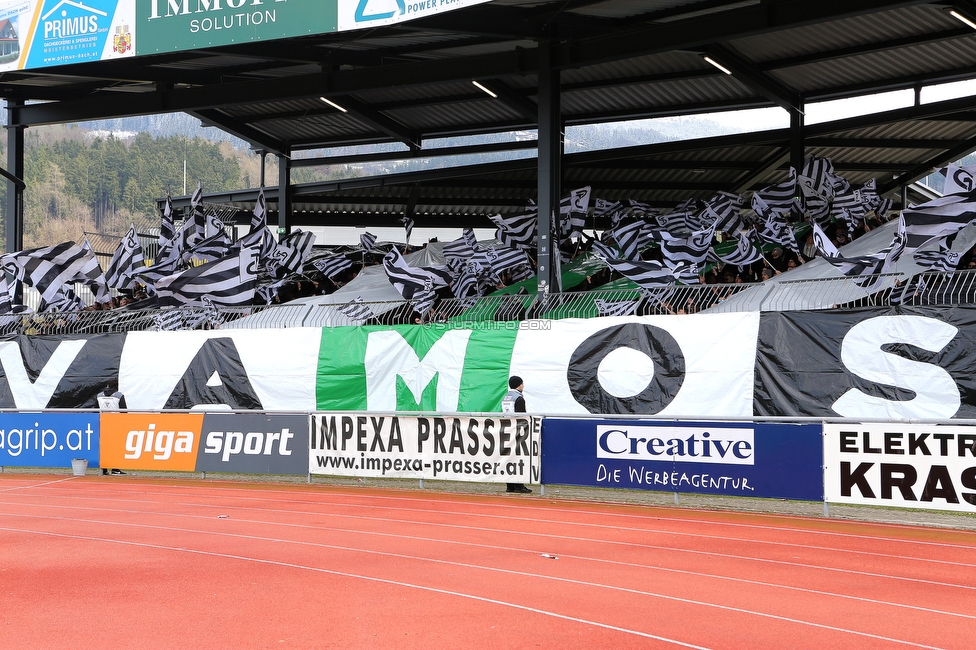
[0,334,124,409]
[755,306,976,419]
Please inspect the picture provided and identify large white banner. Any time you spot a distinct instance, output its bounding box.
[310,413,541,484]
[825,422,976,513]
[510,313,760,417]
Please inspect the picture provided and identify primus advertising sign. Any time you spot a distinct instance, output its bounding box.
[0,0,135,72]
[310,413,541,484]
[825,422,976,513]
[542,419,822,500]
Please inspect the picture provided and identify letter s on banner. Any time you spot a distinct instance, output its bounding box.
[832,315,960,419]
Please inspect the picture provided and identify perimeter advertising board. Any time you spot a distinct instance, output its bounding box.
[542,419,823,500]
[824,422,976,513]
[0,0,492,69]
[0,412,99,468]
[99,411,308,474]
[310,413,541,484]
[0,0,135,72]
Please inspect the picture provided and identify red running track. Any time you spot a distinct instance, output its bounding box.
[0,474,974,649]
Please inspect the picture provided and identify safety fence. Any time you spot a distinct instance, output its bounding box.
[4,411,975,516]
[9,269,976,335]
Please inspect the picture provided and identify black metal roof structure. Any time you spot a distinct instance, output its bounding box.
[6,0,976,287]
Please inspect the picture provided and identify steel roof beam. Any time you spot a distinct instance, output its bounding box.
[329,95,422,150]
[878,133,976,193]
[189,109,289,156]
[290,139,538,167]
[734,147,791,192]
[473,79,539,122]
[704,44,802,112]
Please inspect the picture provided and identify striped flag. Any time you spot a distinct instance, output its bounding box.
[600,258,676,290]
[382,247,451,299]
[182,228,233,265]
[659,226,715,267]
[590,239,619,260]
[811,221,901,288]
[1,241,110,306]
[490,212,536,248]
[104,224,146,290]
[444,229,477,263]
[155,240,261,307]
[360,231,378,253]
[754,168,799,216]
[559,186,591,241]
[400,217,415,245]
[159,195,176,254]
[40,287,86,313]
[451,265,479,298]
[901,189,976,254]
[483,246,530,275]
[339,296,375,323]
[715,231,762,269]
[266,229,316,279]
[703,191,744,234]
[190,182,207,243]
[153,308,185,331]
[798,155,836,199]
[412,289,437,317]
[312,254,354,280]
[251,189,267,231]
[594,299,639,318]
[609,219,646,260]
[131,256,184,292]
[255,277,291,305]
[913,240,961,273]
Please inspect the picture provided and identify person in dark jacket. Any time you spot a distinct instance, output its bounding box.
[502,376,531,494]
[97,382,127,476]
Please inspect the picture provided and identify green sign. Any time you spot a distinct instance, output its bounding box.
[136,0,338,56]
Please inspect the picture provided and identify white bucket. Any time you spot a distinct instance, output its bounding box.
[71,458,88,476]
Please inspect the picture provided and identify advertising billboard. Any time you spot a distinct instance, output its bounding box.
[310,413,541,484]
[0,412,100,468]
[542,418,823,500]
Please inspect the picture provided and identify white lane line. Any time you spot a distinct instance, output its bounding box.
[0,525,712,650]
[3,497,974,594]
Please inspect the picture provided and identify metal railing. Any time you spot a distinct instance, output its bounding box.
[6,270,976,335]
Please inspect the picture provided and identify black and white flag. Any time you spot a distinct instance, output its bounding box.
[659,226,715,267]
[360,231,378,253]
[600,257,676,290]
[444,229,477,263]
[312,255,354,280]
[715,232,762,268]
[703,191,744,234]
[383,247,451,299]
[182,227,233,265]
[412,289,437,317]
[159,195,176,257]
[901,189,976,254]
[105,225,146,290]
[811,221,900,288]
[155,240,261,307]
[401,217,415,245]
[754,168,799,216]
[266,229,316,279]
[153,308,185,331]
[490,212,536,248]
[594,298,639,318]
[339,296,375,323]
[1,241,110,306]
[484,246,530,275]
[609,219,646,260]
[190,182,207,244]
[558,186,591,241]
[251,189,267,231]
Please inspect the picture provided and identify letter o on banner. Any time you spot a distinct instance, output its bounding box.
[567,323,685,414]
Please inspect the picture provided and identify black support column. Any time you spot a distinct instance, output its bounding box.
[5,100,24,253]
[277,150,291,239]
[536,38,562,295]
[789,105,804,175]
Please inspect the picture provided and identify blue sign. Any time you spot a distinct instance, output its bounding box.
[0,412,100,468]
[541,419,823,500]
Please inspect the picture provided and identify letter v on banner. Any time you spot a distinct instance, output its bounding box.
[0,340,87,408]
[364,330,473,411]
